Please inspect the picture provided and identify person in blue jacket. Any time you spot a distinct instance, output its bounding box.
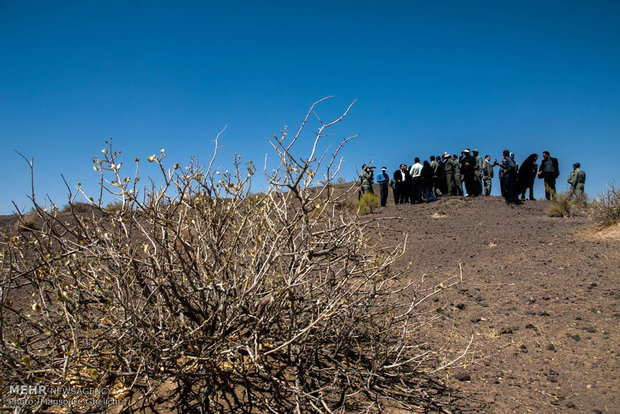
[376,167,390,207]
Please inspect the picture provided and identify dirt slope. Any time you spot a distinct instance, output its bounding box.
[1,195,617,413]
[371,196,619,413]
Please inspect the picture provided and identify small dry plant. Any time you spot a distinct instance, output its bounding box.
[547,191,587,217]
[1,99,462,413]
[356,191,379,215]
[589,185,620,229]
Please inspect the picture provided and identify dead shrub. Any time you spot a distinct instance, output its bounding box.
[589,185,620,229]
[1,99,462,413]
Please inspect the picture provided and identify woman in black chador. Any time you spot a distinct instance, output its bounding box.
[518,153,538,201]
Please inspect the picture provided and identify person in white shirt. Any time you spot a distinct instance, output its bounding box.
[409,157,424,204]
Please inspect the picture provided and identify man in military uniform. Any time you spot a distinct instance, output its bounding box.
[567,163,586,199]
[473,149,483,196]
[430,156,441,197]
[453,154,463,196]
[482,155,498,196]
[443,153,455,196]
[359,164,374,198]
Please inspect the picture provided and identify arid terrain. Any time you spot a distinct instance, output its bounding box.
[1,193,618,413]
[370,195,619,413]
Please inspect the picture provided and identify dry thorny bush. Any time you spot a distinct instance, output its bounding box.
[1,99,464,413]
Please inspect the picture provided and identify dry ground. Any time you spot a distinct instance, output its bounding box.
[1,194,617,413]
[370,195,619,413]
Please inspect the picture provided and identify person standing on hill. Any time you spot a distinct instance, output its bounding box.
[421,160,435,202]
[359,164,374,198]
[430,156,441,197]
[567,163,586,199]
[409,158,424,204]
[517,154,538,201]
[393,164,411,204]
[537,151,560,200]
[482,155,498,196]
[436,154,446,196]
[461,149,476,197]
[376,167,390,207]
[453,154,463,196]
[500,150,519,203]
[443,154,456,195]
[473,149,483,196]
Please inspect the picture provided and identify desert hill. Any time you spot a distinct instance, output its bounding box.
[369,195,619,413]
[1,194,617,413]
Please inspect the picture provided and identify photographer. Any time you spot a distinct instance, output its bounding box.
[359,164,375,198]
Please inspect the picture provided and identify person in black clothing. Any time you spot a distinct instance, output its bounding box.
[500,150,520,204]
[393,164,411,204]
[461,149,477,197]
[517,153,538,200]
[421,160,435,202]
[537,151,560,200]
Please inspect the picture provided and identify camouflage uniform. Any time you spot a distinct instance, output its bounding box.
[359,169,374,195]
[443,158,456,195]
[482,159,496,196]
[567,167,586,198]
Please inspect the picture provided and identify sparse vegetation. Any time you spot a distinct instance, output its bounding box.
[1,99,460,413]
[547,191,588,217]
[12,208,39,233]
[61,201,94,214]
[356,191,379,215]
[589,184,620,229]
[104,201,123,213]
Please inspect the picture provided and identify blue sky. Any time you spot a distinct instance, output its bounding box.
[1,0,619,213]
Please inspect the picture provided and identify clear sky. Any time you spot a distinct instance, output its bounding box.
[1,0,619,213]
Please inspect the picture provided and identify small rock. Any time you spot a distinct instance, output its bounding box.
[454,373,471,381]
[525,323,536,329]
[566,402,576,409]
[526,310,537,316]
[538,311,550,316]
[592,410,602,414]
[520,344,528,353]
[572,335,581,342]
[456,303,465,310]
[546,343,556,351]
[547,375,558,383]
[470,317,481,323]
[499,327,513,334]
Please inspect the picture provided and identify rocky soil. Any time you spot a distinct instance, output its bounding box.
[1,194,617,413]
[371,195,619,413]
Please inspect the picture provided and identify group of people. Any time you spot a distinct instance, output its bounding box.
[360,149,586,206]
